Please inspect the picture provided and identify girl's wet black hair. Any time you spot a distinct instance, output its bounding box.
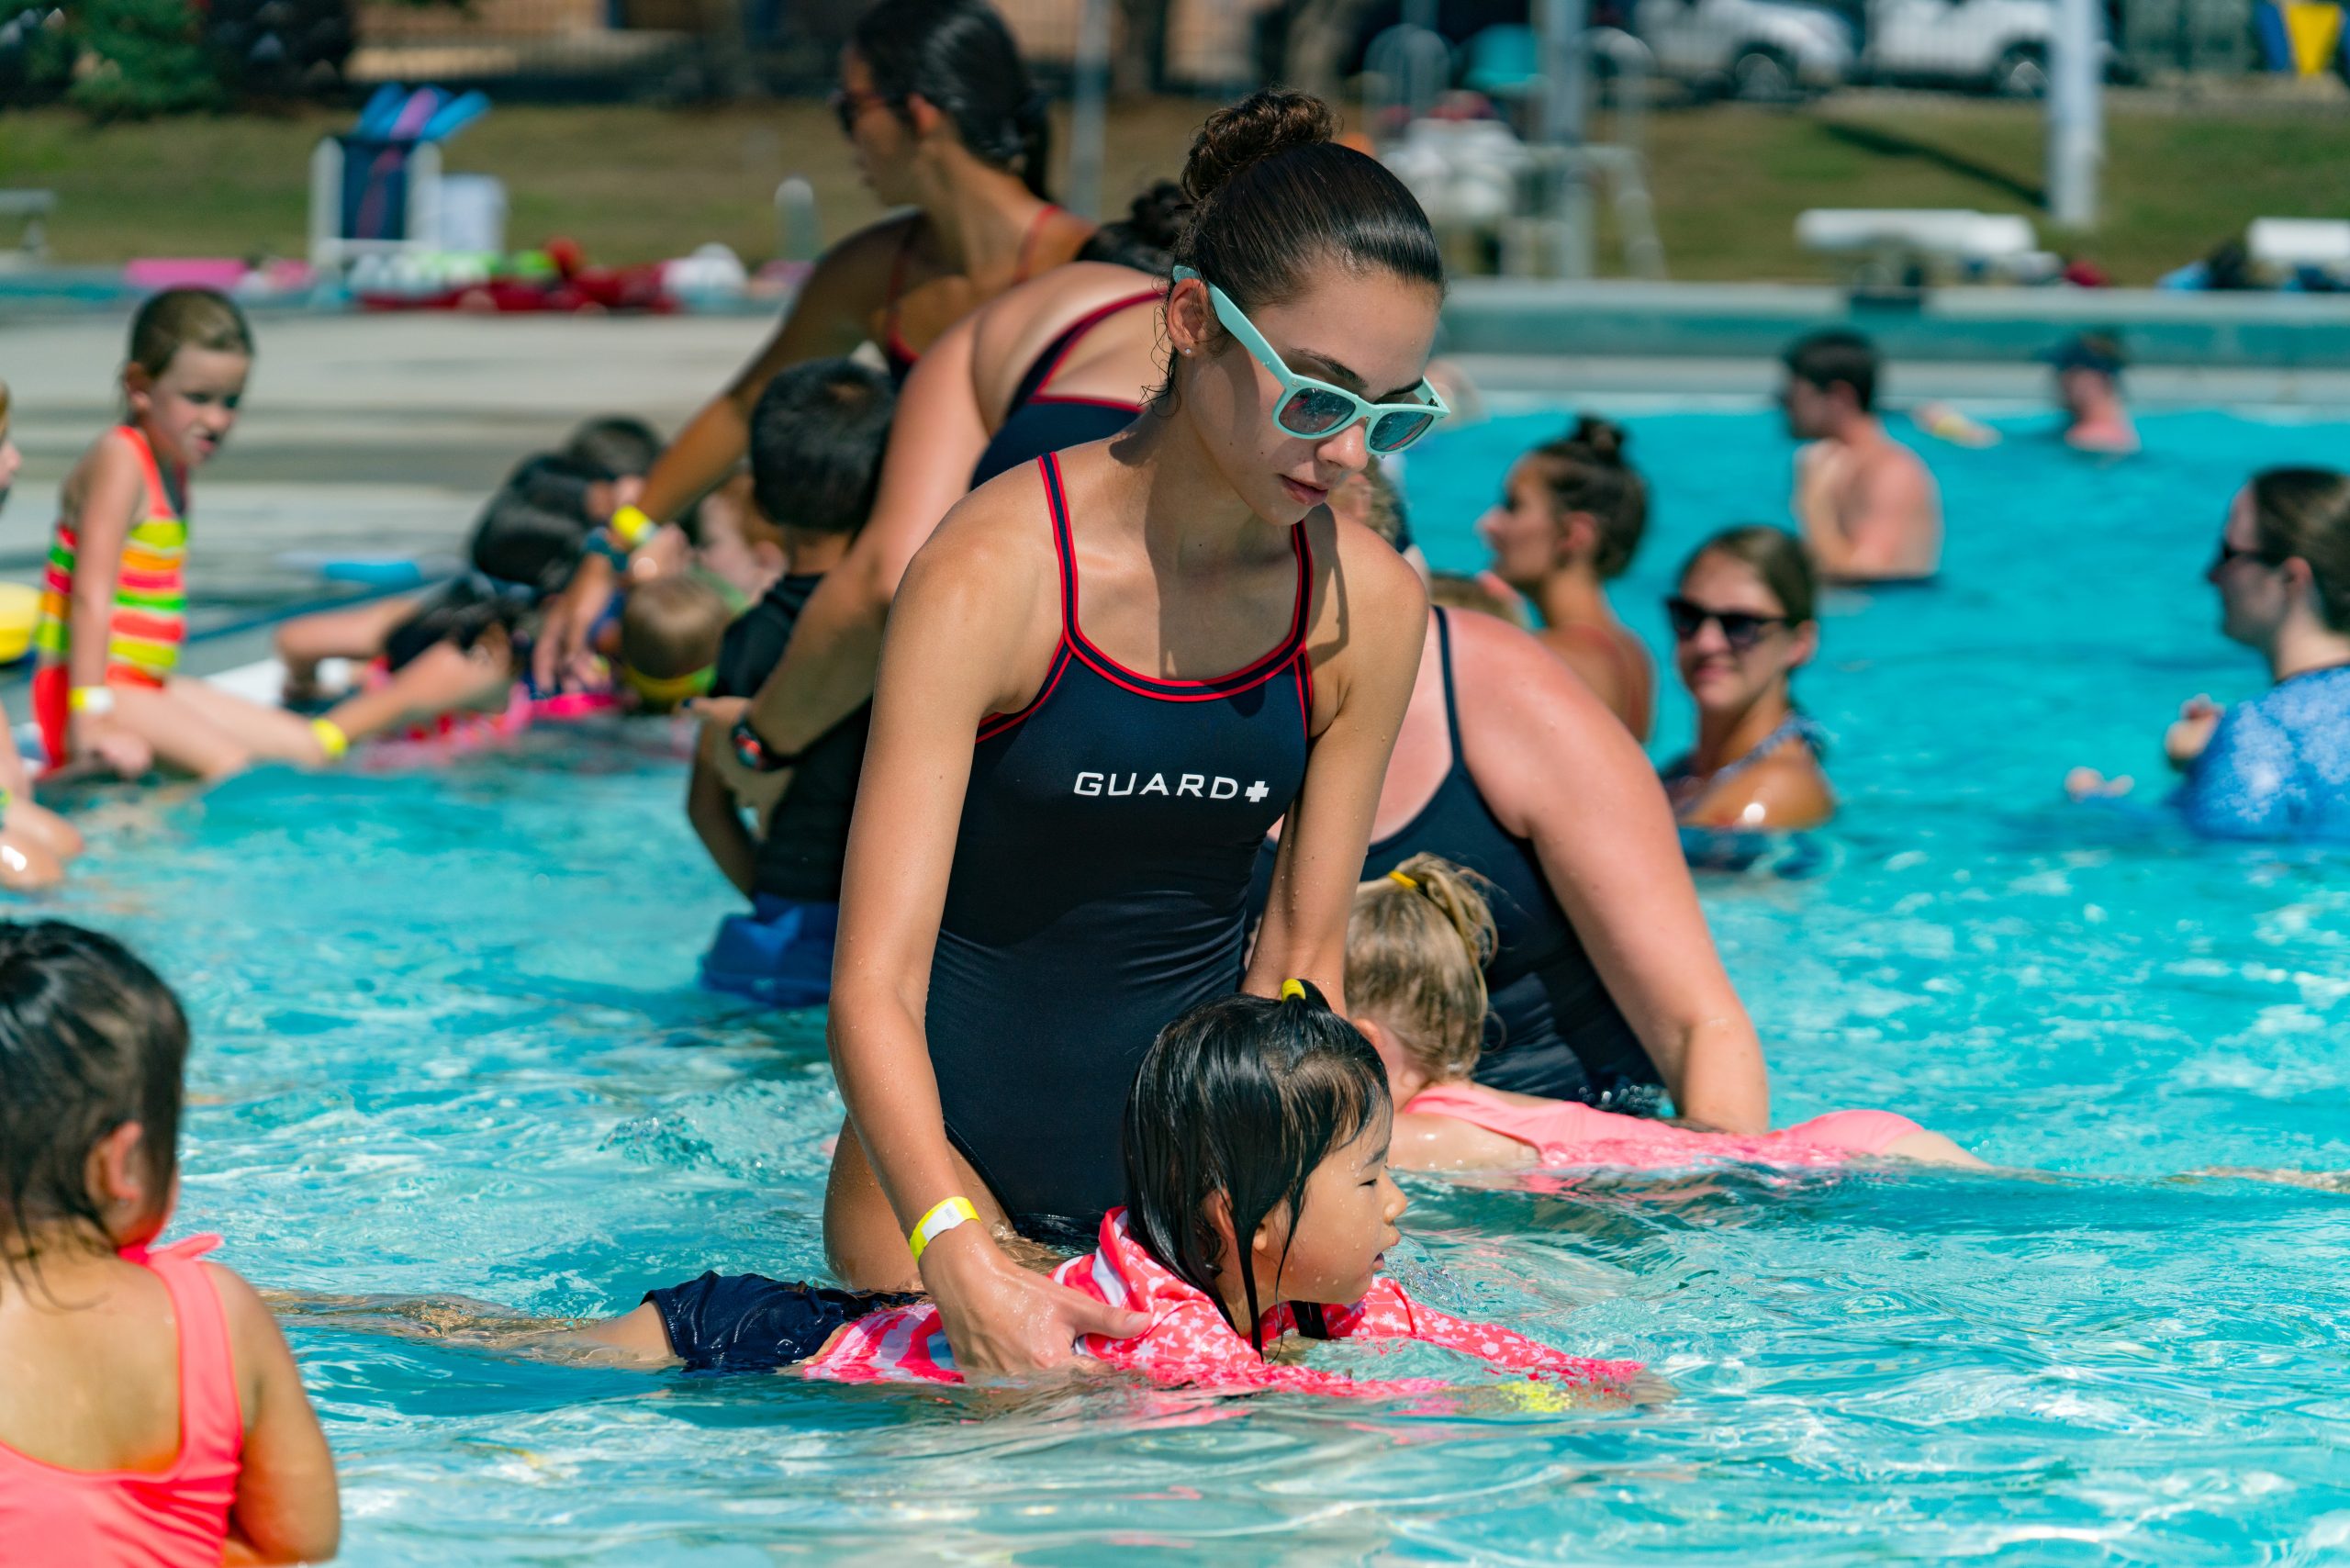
[1121,979,1390,1353]
[0,922,187,1295]
[1173,90,1442,313]
[854,0,1052,199]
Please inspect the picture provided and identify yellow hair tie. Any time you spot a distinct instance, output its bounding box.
[621,664,716,707]
[308,717,349,762]
[1388,868,1419,891]
[1280,978,1307,1002]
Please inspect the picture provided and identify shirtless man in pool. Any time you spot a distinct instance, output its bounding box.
[1782,330,1942,583]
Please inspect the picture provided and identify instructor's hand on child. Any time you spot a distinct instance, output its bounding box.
[919,1224,1147,1376]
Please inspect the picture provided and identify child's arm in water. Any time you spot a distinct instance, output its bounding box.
[686,736,757,895]
[211,1265,341,1565]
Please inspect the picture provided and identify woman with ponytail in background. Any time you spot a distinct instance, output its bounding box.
[822,91,1437,1373]
[537,0,1091,688]
[1477,416,1654,740]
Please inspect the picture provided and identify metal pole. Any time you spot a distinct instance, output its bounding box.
[1539,0,1593,277]
[1069,0,1114,220]
[2048,0,2101,229]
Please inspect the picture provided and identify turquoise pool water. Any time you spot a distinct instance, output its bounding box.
[50,406,2350,1562]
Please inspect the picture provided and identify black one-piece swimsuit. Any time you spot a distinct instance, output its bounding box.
[924,453,1315,1239]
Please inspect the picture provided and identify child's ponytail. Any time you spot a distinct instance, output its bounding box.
[1345,854,1497,1086]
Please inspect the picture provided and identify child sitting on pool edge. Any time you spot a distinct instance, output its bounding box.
[1350,854,1982,1170]
[688,357,895,1009]
[35,289,343,781]
[293,984,1642,1398]
[0,920,340,1561]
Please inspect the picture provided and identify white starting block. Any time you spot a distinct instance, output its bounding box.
[1797,208,2053,283]
[2247,218,2350,272]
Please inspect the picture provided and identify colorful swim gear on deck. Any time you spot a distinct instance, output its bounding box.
[31,427,189,766]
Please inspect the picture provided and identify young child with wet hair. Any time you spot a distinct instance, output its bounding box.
[285,982,1643,1399]
[276,412,673,704]
[0,920,340,1561]
[1349,854,1981,1170]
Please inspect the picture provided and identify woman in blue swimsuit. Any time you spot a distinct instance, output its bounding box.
[822,92,1439,1374]
[2163,469,2350,839]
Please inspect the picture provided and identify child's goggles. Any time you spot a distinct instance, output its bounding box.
[1173,266,1449,455]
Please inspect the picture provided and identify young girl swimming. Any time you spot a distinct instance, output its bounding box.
[34,289,340,781]
[289,985,1640,1399]
[1349,855,1981,1170]
[0,920,340,1563]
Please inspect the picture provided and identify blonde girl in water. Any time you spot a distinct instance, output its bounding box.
[35,290,342,781]
[1348,854,1980,1170]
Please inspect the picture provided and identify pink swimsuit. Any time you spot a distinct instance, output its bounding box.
[0,1237,243,1567]
[807,1209,1641,1398]
[1404,1082,1923,1170]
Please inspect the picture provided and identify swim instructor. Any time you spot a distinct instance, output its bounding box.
[822,91,1440,1373]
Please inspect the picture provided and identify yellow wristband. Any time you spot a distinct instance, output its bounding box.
[308,717,349,762]
[69,686,115,715]
[907,1195,979,1264]
[610,503,656,549]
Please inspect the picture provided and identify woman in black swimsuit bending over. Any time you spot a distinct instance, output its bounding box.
[823,92,1439,1373]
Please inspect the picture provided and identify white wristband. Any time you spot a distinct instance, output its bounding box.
[70,686,116,717]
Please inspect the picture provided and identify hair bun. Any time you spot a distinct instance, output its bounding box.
[1571,413,1627,464]
[1181,90,1336,207]
[1124,178,1192,252]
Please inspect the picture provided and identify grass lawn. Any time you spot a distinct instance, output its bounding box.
[5,94,2347,283]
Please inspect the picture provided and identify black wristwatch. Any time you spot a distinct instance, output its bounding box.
[730,715,800,774]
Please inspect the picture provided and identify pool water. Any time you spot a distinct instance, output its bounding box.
[51,406,2350,1562]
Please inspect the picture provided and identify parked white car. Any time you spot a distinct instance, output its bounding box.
[1634,0,2059,98]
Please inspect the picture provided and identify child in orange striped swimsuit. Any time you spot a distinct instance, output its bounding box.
[35,290,340,782]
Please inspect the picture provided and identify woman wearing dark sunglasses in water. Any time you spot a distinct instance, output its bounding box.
[1660,526,1835,832]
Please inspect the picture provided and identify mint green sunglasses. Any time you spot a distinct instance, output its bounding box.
[1172,265,1449,454]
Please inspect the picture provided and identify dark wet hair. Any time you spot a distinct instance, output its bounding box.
[854,0,1052,198]
[2246,466,2350,632]
[1077,180,1192,275]
[384,575,525,672]
[1173,89,1442,314]
[0,922,188,1294]
[748,357,895,536]
[1784,330,1878,412]
[1121,980,1389,1353]
[563,416,663,481]
[1526,414,1647,579]
[1680,523,1818,625]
